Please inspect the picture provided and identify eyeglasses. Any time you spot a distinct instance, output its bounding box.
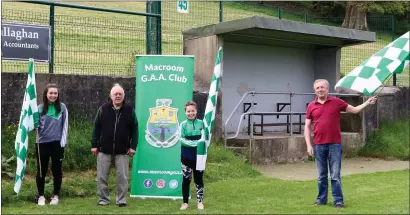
[112,93,123,96]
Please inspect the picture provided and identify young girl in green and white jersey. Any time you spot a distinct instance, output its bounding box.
[179,101,206,211]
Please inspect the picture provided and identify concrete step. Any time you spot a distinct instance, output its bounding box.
[225,132,365,165]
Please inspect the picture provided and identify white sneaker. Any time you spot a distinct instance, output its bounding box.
[50,196,59,205]
[197,202,204,210]
[38,196,46,206]
[180,203,188,210]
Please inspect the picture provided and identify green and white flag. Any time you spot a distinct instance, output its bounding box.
[335,31,409,95]
[14,59,39,194]
[197,47,223,171]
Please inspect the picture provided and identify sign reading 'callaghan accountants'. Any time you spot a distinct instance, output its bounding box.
[1,22,51,62]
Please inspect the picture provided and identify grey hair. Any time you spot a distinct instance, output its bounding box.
[112,83,123,89]
[110,83,125,95]
[313,79,329,89]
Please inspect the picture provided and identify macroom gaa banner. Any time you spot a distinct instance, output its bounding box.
[131,55,194,199]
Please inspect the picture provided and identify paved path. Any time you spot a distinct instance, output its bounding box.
[256,157,409,180]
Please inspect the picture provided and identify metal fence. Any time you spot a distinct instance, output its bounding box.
[1,1,160,76]
[1,1,408,86]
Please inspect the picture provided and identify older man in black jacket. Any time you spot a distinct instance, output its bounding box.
[91,83,138,207]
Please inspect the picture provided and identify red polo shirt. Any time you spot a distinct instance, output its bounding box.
[305,96,349,144]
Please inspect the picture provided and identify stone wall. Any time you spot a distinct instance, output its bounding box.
[337,86,409,139]
[1,72,208,125]
[362,86,410,139]
[228,132,365,164]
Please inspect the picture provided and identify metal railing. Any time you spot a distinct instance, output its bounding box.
[223,91,362,151]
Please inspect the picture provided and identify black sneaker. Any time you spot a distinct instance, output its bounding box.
[118,203,127,207]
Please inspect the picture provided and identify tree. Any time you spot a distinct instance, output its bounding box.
[341,1,410,30]
[311,1,345,17]
[341,2,368,30]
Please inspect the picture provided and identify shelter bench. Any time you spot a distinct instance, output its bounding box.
[247,112,306,136]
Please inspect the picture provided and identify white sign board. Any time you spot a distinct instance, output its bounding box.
[177,0,188,13]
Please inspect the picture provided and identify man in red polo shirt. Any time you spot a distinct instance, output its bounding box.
[304,79,377,209]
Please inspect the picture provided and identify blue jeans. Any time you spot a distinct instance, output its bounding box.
[314,143,344,205]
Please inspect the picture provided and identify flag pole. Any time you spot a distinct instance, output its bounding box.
[374,74,394,97]
[29,58,42,177]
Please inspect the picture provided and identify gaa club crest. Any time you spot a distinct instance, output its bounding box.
[145,99,179,148]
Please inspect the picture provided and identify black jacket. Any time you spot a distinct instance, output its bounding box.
[91,102,138,154]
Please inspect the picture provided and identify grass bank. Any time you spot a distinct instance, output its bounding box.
[359,119,410,160]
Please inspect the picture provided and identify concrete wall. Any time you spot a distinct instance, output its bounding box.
[182,35,220,93]
[362,86,410,140]
[222,41,319,133]
[1,72,135,124]
[1,72,209,125]
[183,35,224,140]
[335,95,364,132]
[228,132,365,164]
[314,47,341,92]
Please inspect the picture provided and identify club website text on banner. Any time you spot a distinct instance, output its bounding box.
[131,55,194,199]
